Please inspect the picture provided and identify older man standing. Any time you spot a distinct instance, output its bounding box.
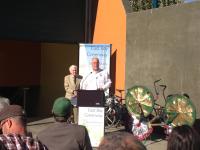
[64,65,82,101]
[64,65,82,123]
[80,57,111,94]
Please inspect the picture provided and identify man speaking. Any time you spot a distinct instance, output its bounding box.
[80,57,111,94]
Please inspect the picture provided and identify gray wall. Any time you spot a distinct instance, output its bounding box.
[125,2,200,117]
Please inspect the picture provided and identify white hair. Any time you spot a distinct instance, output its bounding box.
[0,98,9,111]
[91,57,99,62]
[69,65,77,72]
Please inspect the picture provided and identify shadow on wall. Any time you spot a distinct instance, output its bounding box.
[87,0,99,42]
[110,50,117,94]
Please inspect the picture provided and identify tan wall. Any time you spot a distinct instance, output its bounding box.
[39,43,79,116]
[92,0,126,97]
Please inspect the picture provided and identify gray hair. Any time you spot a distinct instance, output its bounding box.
[69,65,77,72]
[91,57,99,62]
[0,97,10,111]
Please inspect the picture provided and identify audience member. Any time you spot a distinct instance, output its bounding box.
[0,104,46,149]
[37,97,92,150]
[0,96,10,105]
[0,101,10,135]
[0,101,9,113]
[167,125,200,150]
[0,140,6,150]
[98,131,146,150]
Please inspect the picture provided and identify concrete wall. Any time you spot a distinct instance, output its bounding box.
[39,43,78,116]
[93,0,126,97]
[125,2,200,117]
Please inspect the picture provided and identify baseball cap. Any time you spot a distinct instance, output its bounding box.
[52,97,72,117]
[0,105,25,121]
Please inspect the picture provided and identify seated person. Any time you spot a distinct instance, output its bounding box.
[0,104,46,149]
[167,125,200,150]
[98,131,146,150]
[37,97,92,150]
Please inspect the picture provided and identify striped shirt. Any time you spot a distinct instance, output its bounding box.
[0,133,47,150]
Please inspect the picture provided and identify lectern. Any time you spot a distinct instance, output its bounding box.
[77,90,105,147]
[77,90,105,107]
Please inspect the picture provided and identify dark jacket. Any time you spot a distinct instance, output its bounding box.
[37,122,92,150]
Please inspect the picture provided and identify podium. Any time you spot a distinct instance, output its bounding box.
[77,90,105,107]
[77,90,105,147]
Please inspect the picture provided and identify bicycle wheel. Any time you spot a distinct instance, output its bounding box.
[164,94,196,126]
[105,106,116,128]
[125,86,154,119]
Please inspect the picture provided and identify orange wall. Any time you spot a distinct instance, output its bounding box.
[92,0,126,97]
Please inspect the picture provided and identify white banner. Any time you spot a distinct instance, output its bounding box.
[78,107,105,147]
[79,43,111,78]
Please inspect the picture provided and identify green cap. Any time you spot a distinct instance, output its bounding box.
[52,97,72,117]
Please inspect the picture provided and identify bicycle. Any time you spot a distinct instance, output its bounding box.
[125,79,196,141]
[104,89,127,128]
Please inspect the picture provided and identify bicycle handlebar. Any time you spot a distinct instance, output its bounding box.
[159,85,167,89]
[153,79,167,102]
[154,79,161,83]
[159,85,167,102]
[154,79,161,95]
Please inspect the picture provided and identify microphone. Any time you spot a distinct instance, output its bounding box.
[80,72,92,89]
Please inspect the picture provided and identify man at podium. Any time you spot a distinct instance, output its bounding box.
[80,57,111,94]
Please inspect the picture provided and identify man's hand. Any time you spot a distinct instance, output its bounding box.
[73,90,77,96]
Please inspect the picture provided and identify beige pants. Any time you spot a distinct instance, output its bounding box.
[71,106,78,124]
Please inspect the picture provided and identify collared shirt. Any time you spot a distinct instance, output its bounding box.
[80,69,111,91]
[0,133,47,150]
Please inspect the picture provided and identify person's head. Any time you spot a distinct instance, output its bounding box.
[91,57,100,72]
[69,65,77,76]
[0,97,10,105]
[98,132,146,150]
[167,125,200,150]
[0,101,9,112]
[0,105,26,135]
[52,97,72,122]
[0,101,9,134]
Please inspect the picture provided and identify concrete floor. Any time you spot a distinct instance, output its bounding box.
[27,117,167,150]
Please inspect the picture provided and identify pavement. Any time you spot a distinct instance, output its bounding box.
[27,117,167,150]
